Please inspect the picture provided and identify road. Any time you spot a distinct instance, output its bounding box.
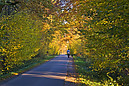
[1,55,69,86]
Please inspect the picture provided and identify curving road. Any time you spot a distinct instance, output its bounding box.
[1,55,69,86]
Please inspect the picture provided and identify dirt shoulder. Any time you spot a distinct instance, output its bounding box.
[64,56,79,86]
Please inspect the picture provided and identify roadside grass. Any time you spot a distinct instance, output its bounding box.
[73,56,119,86]
[0,55,56,81]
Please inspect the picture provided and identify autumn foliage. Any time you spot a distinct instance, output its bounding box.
[0,0,129,85]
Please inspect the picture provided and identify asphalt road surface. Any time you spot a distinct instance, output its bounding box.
[1,55,69,86]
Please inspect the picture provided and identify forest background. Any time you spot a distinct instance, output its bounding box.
[0,0,129,86]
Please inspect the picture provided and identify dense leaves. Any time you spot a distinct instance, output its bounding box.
[0,12,43,73]
[0,0,129,85]
[0,0,54,74]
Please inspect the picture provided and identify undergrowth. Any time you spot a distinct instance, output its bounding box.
[73,56,129,86]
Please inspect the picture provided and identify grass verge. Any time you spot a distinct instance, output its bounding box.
[73,56,120,86]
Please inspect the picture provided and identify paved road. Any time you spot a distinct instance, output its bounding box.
[1,55,69,86]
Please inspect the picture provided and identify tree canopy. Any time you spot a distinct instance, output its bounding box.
[0,0,129,85]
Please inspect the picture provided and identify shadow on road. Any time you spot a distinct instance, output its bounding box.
[1,55,69,86]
